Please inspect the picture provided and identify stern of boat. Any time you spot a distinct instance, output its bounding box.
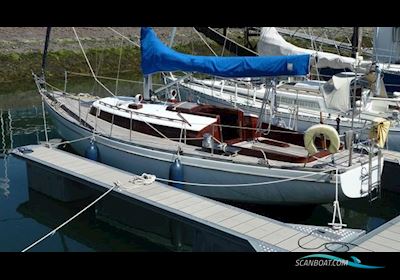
[339,155,384,199]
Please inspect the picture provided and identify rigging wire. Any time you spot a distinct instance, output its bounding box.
[207,27,259,55]
[192,28,218,56]
[115,37,124,96]
[72,27,117,98]
[107,27,140,48]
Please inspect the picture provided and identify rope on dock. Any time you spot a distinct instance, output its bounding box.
[297,229,359,252]
[21,181,121,252]
[129,173,156,185]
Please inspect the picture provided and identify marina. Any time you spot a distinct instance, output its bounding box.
[2,85,400,253]
[2,26,400,254]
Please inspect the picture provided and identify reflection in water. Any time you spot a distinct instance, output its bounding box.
[0,154,9,197]
[1,106,51,197]
[17,188,169,252]
[8,109,14,150]
[1,109,10,197]
[0,98,171,251]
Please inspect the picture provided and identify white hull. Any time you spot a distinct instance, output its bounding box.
[43,96,383,206]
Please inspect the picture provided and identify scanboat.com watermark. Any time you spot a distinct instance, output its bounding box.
[295,254,384,269]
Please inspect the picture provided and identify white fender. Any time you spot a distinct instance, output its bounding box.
[304,124,340,155]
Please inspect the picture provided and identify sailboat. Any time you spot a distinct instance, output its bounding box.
[34,27,384,205]
[373,27,400,94]
[169,27,400,151]
[257,27,400,94]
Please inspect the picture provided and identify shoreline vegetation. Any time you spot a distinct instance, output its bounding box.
[0,28,233,94]
[0,27,373,94]
[0,41,227,93]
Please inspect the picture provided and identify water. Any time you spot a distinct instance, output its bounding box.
[2,81,400,251]
[0,83,169,252]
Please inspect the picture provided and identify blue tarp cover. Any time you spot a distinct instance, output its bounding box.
[140,27,310,77]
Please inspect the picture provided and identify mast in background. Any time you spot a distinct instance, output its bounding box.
[41,27,52,83]
[351,27,363,58]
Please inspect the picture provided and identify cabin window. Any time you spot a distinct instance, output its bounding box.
[278,96,295,106]
[278,96,320,110]
[89,106,98,116]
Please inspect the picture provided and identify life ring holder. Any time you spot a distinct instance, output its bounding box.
[170,89,178,99]
[304,124,340,156]
[134,94,143,103]
[167,88,179,103]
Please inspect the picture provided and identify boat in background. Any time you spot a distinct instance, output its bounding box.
[258,27,400,94]
[168,28,400,151]
[33,27,384,205]
[373,27,400,94]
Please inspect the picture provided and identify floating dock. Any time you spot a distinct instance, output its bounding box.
[13,144,366,252]
[381,149,400,193]
[350,215,400,252]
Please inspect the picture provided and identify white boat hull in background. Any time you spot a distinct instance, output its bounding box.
[175,80,400,152]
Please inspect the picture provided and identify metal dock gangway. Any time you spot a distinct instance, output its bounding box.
[12,144,365,252]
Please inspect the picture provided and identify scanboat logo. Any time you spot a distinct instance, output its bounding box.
[295,254,384,269]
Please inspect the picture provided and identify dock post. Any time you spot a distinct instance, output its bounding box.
[377,147,382,199]
[64,71,68,93]
[41,97,49,144]
[95,107,99,132]
[110,113,114,137]
[328,168,347,229]
[184,125,187,144]
[130,111,133,141]
[368,140,373,194]
[78,98,81,124]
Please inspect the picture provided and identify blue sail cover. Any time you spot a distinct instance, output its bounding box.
[140,27,310,78]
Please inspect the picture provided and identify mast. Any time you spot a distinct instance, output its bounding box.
[41,27,52,83]
[349,27,363,166]
[351,27,359,58]
[351,27,363,58]
[143,75,152,101]
[357,27,363,57]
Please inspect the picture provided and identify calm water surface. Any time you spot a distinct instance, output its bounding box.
[0,80,169,252]
[1,80,400,252]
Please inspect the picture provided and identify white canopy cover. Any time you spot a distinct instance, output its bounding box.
[257,27,371,72]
